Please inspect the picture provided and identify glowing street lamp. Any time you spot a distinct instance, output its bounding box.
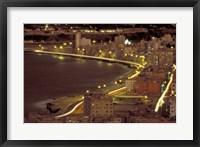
[44,24,49,31]
[98,85,101,89]
[103,84,106,88]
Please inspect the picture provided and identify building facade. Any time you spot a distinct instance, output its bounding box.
[125,79,136,91]
[84,90,113,122]
[75,32,81,49]
[169,96,176,118]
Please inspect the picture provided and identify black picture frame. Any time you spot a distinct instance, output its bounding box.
[0,0,199,146]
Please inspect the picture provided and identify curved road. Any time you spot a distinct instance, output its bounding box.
[33,50,145,119]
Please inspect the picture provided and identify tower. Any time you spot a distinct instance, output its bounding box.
[75,32,81,49]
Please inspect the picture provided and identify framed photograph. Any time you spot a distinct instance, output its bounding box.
[0,0,199,146]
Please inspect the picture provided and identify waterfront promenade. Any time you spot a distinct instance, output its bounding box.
[32,50,145,68]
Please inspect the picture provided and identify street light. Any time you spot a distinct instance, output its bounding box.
[98,85,101,89]
[103,84,106,87]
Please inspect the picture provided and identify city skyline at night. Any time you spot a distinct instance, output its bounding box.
[24,24,176,123]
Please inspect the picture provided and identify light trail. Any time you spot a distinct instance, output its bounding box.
[108,87,126,95]
[107,71,141,96]
[129,71,140,79]
[34,50,41,52]
[34,50,144,68]
[115,95,148,99]
[55,101,83,118]
[154,64,176,112]
[154,74,174,112]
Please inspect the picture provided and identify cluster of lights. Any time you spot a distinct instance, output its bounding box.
[38,44,44,50]
[100,30,116,33]
[83,30,97,33]
[125,39,131,45]
[97,84,107,89]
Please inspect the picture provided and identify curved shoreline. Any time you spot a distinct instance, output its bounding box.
[30,50,144,68]
[25,50,144,118]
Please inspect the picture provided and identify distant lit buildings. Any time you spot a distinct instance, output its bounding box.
[65,115,89,123]
[147,49,173,70]
[169,96,176,118]
[131,77,161,96]
[171,82,176,96]
[161,34,173,45]
[125,79,136,91]
[80,37,91,46]
[111,117,123,123]
[114,35,125,45]
[141,70,166,80]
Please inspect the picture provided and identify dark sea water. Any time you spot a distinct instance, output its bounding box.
[24,52,132,115]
